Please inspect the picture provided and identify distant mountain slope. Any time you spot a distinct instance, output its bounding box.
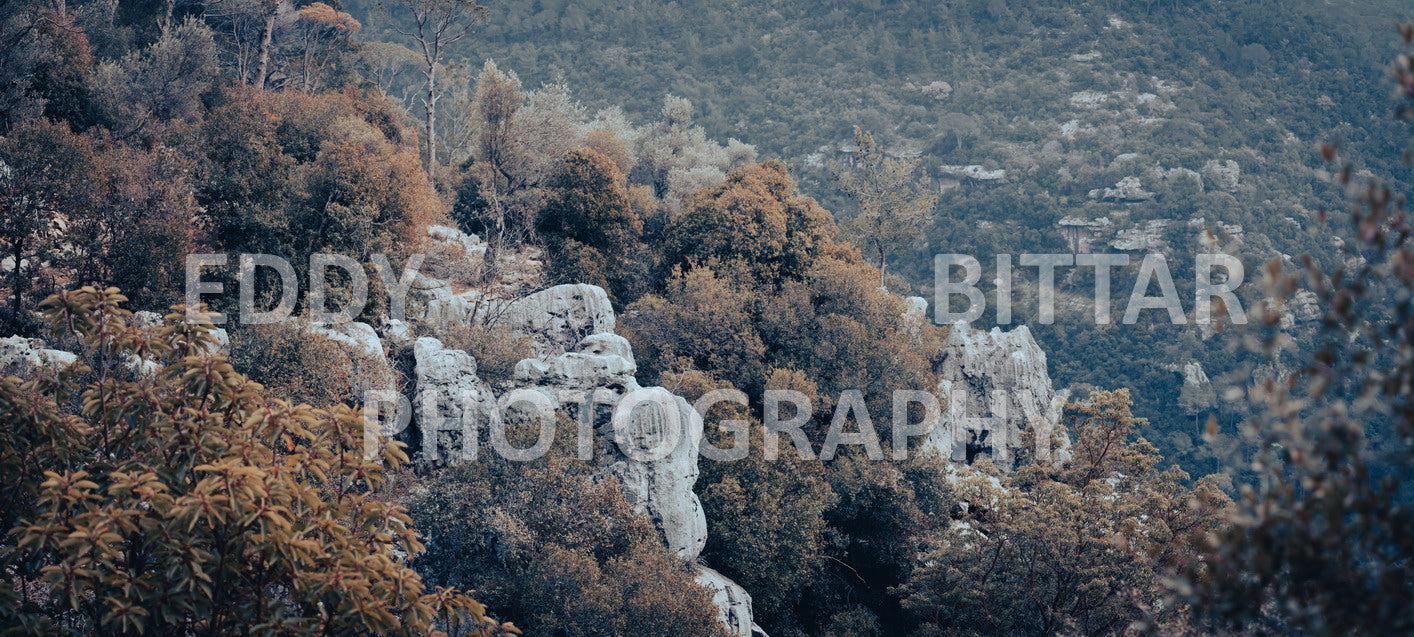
[348,0,1412,476]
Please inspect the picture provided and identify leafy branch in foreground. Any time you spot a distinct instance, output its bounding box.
[1181,25,1414,635]
[0,286,516,636]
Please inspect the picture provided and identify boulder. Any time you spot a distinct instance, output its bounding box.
[513,332,638,392]
[902,296,929,332]
[1202,159,1241,191]
[428,224,487,263]
[1089,175,1154,202]
[304,321,396,400]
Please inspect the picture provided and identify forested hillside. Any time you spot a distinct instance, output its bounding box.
[2,0,1414,635]
[346,0,1414,476]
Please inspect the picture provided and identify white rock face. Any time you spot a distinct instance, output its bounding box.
[1110,219,1171,251]
[502,321,747,631]
[694,565,760,637]
[513,332,638,391]
[132,310,164,329]
[428,224,487,263]
[1177,360,1216,415]
[502,284,616,357]
[1089,175,1154,202]
[380,318,414,347]
[1202,159,1241,191]
[412,336,498,463]
[349,279,745,632]
[607,387,708,560]
[929,322,1066,470]
[1279,289,1321,329]
[902,296,929,334]
[0,336,77,378]
[511,331,707,561]
[938,164,1006,181]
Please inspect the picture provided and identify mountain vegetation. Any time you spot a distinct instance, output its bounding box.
[0,0,1411,634]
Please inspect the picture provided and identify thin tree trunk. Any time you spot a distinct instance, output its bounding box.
[424,64,437,171]
[254,10,276,89]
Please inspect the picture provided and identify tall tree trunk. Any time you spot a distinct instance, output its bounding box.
[254,9,276,89]
[424,64,437,171]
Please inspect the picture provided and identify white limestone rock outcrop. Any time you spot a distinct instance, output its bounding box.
[1110,219,1171,251]
[694,565,761,637]
[502,284,616,357]
[1176,360,1216,416]
[412,336,498,463]
[903,296,929,332]
[512,330,708,561]
[402,282,748,634]
[1278,289,1321,329]
[0,336,77,378]
[513,332,638,392]
[428,224,487,263]
[1202,159,1241,191]
[1089,175,1154,202]
[929,321,1067,470]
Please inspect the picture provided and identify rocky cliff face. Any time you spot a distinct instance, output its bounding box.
[919,309,1067,470]
[390,231,760,635]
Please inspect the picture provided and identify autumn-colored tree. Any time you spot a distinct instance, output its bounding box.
[0,287,514,636]
[624,265,767,390]
[197,87,438,320]
[456,62,589,279]
[663,160,835,286]
[832,127,938,289]
[582,128,635,176]
[0,119,199,329]
[292,2,361,93]
[0,120,100,334]
[72,142,196,310]
[88,18,219,142]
